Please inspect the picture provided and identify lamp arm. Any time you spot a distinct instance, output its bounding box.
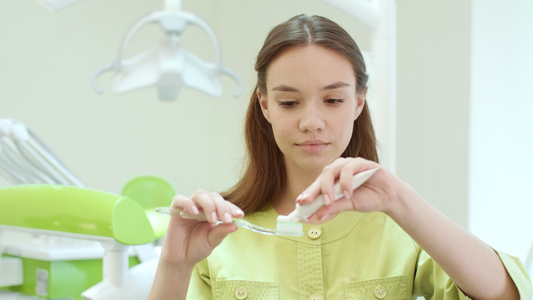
[114,11,222,73]
[164,0,181,11]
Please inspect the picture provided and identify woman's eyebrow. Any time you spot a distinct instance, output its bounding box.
[323,81,351,90]
[271,81,350,92]
[271,85,299,92]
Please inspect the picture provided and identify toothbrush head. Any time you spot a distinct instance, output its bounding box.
[275,214,303,237]
[275,222,303,237]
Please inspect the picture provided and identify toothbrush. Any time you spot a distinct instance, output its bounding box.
[276,168,380,234]
[155,206,303,237]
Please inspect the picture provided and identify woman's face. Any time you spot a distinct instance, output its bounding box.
[258,45,366,174]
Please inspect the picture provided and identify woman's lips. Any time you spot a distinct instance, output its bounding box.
[297,140,329,154]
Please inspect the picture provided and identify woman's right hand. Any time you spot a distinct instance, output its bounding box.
[159,189,244,267]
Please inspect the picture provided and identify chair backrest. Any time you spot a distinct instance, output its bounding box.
[0,184,155,245]
[121,175,175,239]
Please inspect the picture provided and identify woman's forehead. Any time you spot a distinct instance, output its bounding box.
[265,45,356,93]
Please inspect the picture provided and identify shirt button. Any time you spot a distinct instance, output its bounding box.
[307,227,322,239]
[309,293,323,300]
[374,285,387,299]
[235,287,248,299]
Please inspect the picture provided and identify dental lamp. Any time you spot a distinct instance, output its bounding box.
[92,0,242,101]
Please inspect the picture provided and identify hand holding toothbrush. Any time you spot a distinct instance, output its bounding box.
[159,189,244,266]
[148,190,244,299]
[149,190,244,300]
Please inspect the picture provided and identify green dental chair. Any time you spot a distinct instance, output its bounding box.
[0,175,174,300]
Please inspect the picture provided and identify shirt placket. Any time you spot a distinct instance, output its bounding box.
[298,225,325,300]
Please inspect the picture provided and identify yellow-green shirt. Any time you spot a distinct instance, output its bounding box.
[188,207,531,299]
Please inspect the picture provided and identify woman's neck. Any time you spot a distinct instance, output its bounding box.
[272,163,321,215]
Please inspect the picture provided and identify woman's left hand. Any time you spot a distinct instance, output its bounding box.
[297,157,405,219]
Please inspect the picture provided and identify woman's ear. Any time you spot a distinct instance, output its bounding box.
[354,86,367,121]
[257,88,271,122]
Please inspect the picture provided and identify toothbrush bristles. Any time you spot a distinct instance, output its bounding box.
[276,222,303,237]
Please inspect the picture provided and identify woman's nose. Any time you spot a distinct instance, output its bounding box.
[299,103,324,132]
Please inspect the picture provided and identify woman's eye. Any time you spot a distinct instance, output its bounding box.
[279,101,297,108]
[325,99,344,104]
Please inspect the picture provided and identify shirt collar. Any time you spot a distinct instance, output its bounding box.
[247,204,367,244]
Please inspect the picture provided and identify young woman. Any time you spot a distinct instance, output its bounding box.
[149,14,530,299]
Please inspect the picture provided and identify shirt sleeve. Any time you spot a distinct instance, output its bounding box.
[186,259,213,300]
[496,250,532,299]
[412,249,470,299]
[413,249,532,299]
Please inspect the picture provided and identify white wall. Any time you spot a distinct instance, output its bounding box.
[469,0,533,262]
[396,1,471,228]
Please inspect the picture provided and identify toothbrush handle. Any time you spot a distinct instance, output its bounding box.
[155,207,208,221]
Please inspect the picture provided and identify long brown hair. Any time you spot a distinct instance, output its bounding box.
[222,14,378,213]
